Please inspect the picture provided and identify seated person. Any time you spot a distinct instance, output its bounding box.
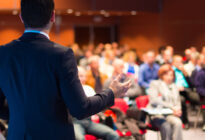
[79,50,93,70]
[160,49,173,65]
[0,93,8,140]
[0,133,5,140]
[86,55,108,93]
[148,64,183,140]
[73,67,119,140]
[138,50,160,91]
[190,54,202,87]
[184,52,199,77]
[123,51,139,80]
[172,55,199,128]
[195,54,205,131]
[104,59,142,104]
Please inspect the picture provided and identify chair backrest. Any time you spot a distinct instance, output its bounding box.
[135,96,149,109]
[111,98,129,114]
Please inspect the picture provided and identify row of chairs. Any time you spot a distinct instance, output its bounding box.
[85,96,157,140]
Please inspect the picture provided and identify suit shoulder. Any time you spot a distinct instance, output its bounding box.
[51,42,73,55]
[0,40,17,52]
[0,40,17,47]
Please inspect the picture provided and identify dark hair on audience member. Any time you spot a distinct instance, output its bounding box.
[158,46,166,54]
[158,64,175,79]
[21,0,54,28]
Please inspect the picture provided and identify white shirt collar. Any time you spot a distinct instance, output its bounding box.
[24,30,50,39]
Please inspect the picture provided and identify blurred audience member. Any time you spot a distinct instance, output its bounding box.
[99,49,115,78]
[156,46,166,65]
[86,55,108,93]
[183,49,192,64]
[166,46,174,56]
[172,55,200,128]
[201,46,205,56]
[184,52,199,77]
[159,49,173,65]
[104,59,142,103]
[138,51,160,91]
[123,51,139,80]
[112,42,121,58]
[79,50,93,70]
[87,43,95,52]
[94,43,104,56]
[148,64,183,140]
[190,46,197,53]
[190,54,202,87]
[71,43,83,64]
[195,55,205,131]
[73,67,119,140]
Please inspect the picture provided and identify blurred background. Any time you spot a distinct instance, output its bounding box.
[1,0,205,56]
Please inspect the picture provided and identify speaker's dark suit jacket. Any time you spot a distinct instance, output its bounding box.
[0,33,114,140]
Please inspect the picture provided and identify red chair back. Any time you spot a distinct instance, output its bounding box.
[135,96,149,109]
[85,135,97,140]
[111,98,129,114]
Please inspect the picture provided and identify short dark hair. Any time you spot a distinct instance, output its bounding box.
[21,0,54,28]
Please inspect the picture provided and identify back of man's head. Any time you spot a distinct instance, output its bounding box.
[21,0,54,28]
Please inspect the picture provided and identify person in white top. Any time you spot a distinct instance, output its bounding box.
[78,67,96,97]
[73,66,119,140]
[184,52,199,77]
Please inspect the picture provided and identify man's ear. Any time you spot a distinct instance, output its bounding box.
[51,10,55,23]
[19,13,24,23]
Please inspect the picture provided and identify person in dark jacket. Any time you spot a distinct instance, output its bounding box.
[0,0,131,140]
[195,54,205,131]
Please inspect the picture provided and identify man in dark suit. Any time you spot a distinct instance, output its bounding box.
[0,0,131,140]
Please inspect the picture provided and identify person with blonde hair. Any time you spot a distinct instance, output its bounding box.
[123,51,139,80]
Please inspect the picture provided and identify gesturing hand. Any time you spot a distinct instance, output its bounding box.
[109,74,132,98]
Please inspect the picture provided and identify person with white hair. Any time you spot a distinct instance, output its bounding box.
[184,52,199,77]
[104,59,142,104]
[86,55,108,93]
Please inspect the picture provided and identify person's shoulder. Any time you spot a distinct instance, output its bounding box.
[0,40,17,52]
[51,42,72,54]
[197,69,205,77]
[139,63,147,69]
[154,63,160,68]
[43,42,75,60]
[150,80,160,86]
[0,39,17,47]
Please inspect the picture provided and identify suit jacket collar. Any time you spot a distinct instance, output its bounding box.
[18,32,50,42]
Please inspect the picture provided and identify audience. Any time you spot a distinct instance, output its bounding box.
[73,67,119,140]
[148,64,183,140]
[138,50,160,91]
